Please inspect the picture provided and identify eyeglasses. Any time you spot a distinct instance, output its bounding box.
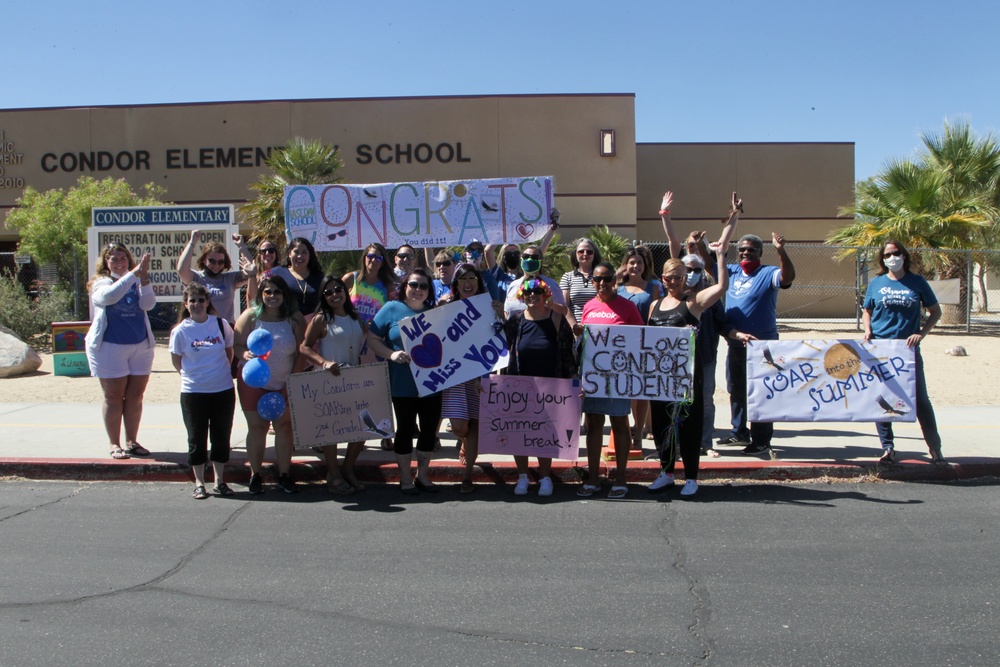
[576,249,594,256]
[664,275,684,283]
[396,253,413,260]
[322,287,345,296]
[457,273,478,281]
[206,258,225,265]
[262,288,281,296]
[187,297,207,304]
[435,261,453,267]
[737,246,759,254]
[366,253,384,261]
[260,247,277,255]
[686,267,704,274]
[883,250,903,258]
[592,275,615,283]
[407,281,430,290]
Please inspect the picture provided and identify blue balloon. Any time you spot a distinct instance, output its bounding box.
[242,357,271,388]
[257,391,286,421]
[247,328,274,357]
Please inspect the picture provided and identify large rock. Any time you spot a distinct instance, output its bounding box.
[0,330,43,378]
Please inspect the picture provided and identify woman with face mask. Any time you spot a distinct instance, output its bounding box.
[645,196,740,498]
[177,230,257,324]
[862,240,945,465]
[503,246,566,318]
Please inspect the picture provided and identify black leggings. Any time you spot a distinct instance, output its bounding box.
[650,398,703,481]
[180,389,235,466]
[391,395,443,455]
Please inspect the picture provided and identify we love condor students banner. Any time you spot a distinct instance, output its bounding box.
[579,325,695,402]
[283,176,554,251]
[400,293,509,397]
[746,339,917,422]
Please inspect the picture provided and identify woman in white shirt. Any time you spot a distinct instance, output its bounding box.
[169,284,236,499]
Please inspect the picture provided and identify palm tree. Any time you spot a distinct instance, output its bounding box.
[240,137,344,244]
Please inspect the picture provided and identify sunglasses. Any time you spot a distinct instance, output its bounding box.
[737,247,759,254]
[187,297,207,304]
[524,288,546,296]
[323,287,345,296]
[407,281,430,290]
[206,258,226,265]
[457,273,478,280]
[686,267,704,274]
[366,253,384,261]
[664,275,684,282]
[262,288,282,296]
[396,253,413,260]
[592,275,615,283]
[435,261,453,267]
[883,250,903,258]
[522,254,541,261]
[576,249,594,256]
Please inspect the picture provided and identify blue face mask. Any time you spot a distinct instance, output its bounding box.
[521,257,541,274]
[686,271,702,288]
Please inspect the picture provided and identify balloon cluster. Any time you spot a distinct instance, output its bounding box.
[241,328,286,421]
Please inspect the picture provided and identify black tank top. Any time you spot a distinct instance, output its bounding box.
[648,299,699,328]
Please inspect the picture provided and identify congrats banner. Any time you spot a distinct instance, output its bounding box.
[284,175,554,251]
[400,293,509,397]
[479,376,582,460]
[746,339,917,422]
[287,363,395,448]
[579,325,695,401]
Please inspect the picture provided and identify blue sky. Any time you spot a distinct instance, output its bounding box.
[6,0,999,182]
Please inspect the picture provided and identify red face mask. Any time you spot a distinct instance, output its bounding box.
[740,260,761,274]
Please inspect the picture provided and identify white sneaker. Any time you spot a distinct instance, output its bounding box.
[538,477,553,497]
[514,477,530,496]
[648,471,675,492]
[680,479,699,497]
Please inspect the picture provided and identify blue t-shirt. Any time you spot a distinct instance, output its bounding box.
[863,273,938,340]
[490,265,519,296]
[432,279,450,303]
[617,286,653,322]
[102,282,148,345]
[369,300,424,398]
[725,264,783,339]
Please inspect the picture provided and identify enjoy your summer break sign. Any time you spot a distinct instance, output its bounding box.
[400,293,509,397]
[479,376,582,460]
[284,176,554,251]
[746,339,917,422]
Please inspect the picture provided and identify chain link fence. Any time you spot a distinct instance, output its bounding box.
[638,243,1000,335]
[6,245,1000,335]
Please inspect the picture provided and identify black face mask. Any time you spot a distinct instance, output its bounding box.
[502,251,521,269]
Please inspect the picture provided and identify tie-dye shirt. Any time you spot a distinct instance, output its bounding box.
[350,271,390,324]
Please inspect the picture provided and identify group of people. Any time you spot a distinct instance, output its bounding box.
[82,193,947,501]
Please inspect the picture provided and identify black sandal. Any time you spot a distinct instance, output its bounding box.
[125,442,150,457]
[193,486,209,500]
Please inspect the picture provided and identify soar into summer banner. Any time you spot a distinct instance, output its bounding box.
[746,339,917,422]
[283,176,554,251]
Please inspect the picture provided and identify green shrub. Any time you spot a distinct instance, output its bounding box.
[0,273,73,345]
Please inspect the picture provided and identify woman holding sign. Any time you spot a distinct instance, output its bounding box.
[299,276,368,494]
[234,276,305,495]
[503,278,578,497]
[579,262,645,499]
[646,194,741,498]
[862,239,945,465]
[366,268,442,495]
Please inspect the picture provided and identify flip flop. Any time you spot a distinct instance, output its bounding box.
[327,478,356,495]
[193,485,209,500]
[576,484,601,498]
[608,485,629,499]
[125,442,150,457]
[109,446,129,460]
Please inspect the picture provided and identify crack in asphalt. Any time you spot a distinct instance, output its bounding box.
[0,485,88,523]
[657,504,715,664]
[0,499,252,610]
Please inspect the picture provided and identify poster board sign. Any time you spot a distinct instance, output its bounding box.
[88,205,238,302]
[283,175,554,251]
[287,363,395,449]
[400,292,509,397]
[479,376,582,460]
[746,339,917,422]
[579,325,694,401]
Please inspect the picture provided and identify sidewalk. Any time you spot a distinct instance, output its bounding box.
[2,402,998,487]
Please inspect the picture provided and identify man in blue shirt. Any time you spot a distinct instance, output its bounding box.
[719,232,796,455]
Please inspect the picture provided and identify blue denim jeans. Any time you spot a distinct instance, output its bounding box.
[875,347,941,452]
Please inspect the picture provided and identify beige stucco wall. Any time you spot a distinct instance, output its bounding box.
[0,94,636,242]
[635,142,855,243]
